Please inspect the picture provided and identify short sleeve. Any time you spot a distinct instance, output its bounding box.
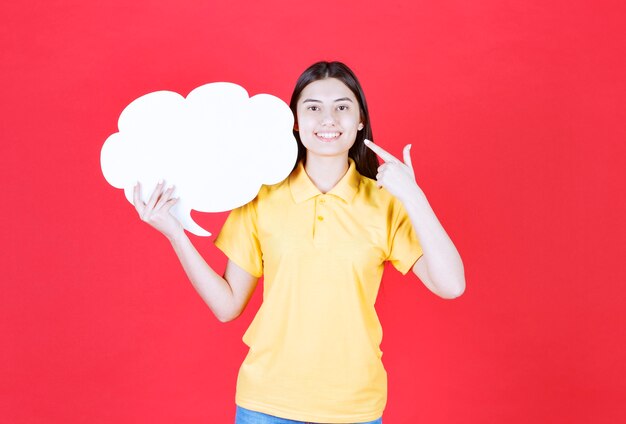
[387,200,423,275]
[214,199,264,278]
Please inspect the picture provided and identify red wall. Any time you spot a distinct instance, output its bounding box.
[2,0,624,422]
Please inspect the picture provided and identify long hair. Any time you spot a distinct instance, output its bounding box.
[288,61,379,179]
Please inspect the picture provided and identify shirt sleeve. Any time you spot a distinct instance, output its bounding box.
[387,199,423,275]
[214,199,264,278]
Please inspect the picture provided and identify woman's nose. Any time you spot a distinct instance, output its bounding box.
[321,111,336,125]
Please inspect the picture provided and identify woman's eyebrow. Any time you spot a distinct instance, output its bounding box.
[302,98,354,103]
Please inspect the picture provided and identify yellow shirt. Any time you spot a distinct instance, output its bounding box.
[214,158,423,423]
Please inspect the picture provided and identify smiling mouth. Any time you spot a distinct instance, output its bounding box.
[315,131,342,142]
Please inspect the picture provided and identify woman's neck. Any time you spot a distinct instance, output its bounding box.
[304,154,350,194]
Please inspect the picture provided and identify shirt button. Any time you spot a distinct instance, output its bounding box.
[319,198,326,204]
[317,216,324,221]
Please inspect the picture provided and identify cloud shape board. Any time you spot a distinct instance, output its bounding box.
[101,82,298,236]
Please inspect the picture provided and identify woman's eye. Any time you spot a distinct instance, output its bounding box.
[337,105,349,111]
[307,106,320,111]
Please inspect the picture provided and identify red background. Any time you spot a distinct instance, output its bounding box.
[2,0,625,423]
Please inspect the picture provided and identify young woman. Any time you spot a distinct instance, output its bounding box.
[133,61,465,424]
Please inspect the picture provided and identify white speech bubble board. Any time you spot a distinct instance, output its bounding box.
[101,82,298,236]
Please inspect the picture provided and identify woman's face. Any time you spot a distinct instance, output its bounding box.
[296,77,363,161]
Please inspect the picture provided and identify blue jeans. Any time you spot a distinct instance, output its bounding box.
[235,405,383,424]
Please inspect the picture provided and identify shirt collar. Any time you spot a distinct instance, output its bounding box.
[289,158,361,204]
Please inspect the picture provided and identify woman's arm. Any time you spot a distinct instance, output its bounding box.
[403,194,465,299]
[134,181,259,322]
[169,233,259,321]
[364,140,466,299]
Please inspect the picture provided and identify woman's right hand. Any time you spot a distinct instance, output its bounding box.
[133,181,184,241]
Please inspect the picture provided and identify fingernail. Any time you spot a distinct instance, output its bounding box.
[408,144,412,150]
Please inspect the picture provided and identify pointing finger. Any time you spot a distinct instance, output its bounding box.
[403,144,414,173]
[363,139,399,163]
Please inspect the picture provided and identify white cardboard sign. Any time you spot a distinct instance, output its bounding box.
[101,82,298,236]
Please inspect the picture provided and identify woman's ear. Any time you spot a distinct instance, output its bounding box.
[358,122,364,131]
[294,121,299,131]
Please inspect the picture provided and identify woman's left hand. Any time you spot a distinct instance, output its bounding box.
[364,139,423,203]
